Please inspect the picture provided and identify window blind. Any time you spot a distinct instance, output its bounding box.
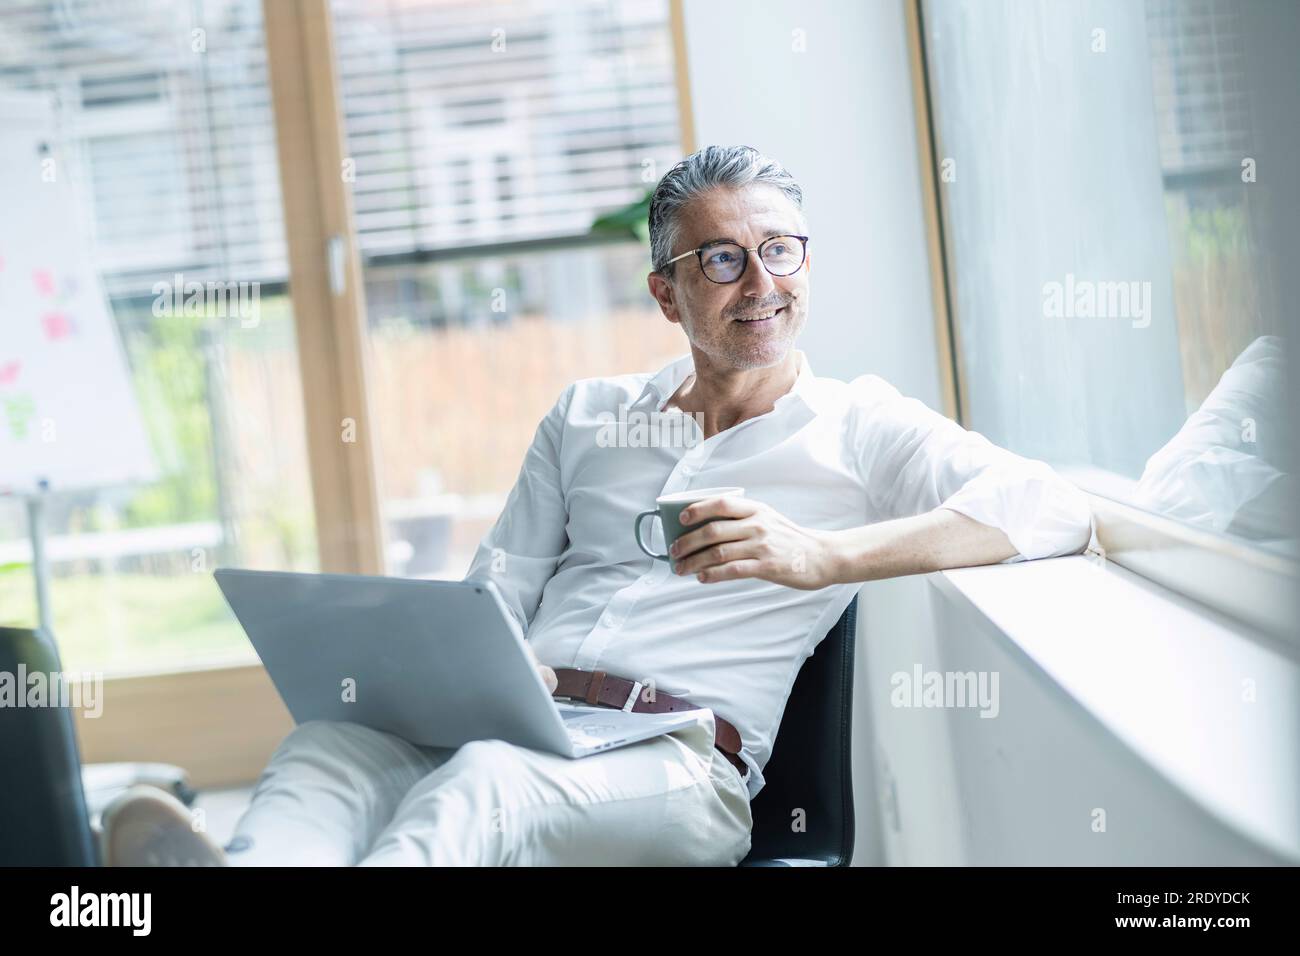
[0,0,683,297]
[330,0,682,257]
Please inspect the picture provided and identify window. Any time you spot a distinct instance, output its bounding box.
[329,0,689,578]
[0,0,317,674]
[920,0,1295,561]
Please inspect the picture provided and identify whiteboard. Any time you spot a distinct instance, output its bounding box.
[0,91,156,495]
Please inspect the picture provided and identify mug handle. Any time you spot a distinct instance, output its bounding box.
[634,510,669,561]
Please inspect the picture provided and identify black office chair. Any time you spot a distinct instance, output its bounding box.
[0,625,99,866]
[740,596,857,867]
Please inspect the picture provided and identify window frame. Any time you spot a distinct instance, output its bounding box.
[71,0,383,784]
[904,0,1297,644]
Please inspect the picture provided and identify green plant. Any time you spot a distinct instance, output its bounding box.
[590,187,653,244]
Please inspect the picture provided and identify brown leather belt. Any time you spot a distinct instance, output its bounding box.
[552,668,748,779]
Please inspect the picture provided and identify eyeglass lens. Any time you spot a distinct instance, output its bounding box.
[700,236,804,283]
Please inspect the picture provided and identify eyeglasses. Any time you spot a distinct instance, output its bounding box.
[664,234,809,284]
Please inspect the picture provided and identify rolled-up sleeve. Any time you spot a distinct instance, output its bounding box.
[849,375,1093,561]
[463,384,574,631]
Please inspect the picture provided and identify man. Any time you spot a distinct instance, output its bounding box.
[103,144,1092,866]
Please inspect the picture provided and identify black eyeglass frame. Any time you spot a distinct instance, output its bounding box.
[663,234,810,284]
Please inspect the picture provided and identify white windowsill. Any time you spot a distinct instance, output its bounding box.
[927,554,1300,864]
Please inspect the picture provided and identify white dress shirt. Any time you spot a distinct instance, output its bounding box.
[464,350,1093,798]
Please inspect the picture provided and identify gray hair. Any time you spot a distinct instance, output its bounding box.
[648,145,805,278]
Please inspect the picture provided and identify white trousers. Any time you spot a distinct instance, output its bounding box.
[226,715,753,866]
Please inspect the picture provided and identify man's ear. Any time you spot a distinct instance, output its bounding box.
[647,271,682,325]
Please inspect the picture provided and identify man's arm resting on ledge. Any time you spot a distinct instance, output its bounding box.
[820,508,1017,584]
[669,497,1062,589]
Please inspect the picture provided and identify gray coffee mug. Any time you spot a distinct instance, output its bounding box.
[634,487,745,571]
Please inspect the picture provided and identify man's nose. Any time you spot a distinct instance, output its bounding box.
[737,248,777,297]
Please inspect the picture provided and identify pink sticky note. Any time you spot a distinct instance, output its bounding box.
[42,312,73,340]
[0,361,19,385]
[33,269,55,296]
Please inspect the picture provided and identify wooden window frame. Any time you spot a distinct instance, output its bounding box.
[76,0,382,787]
[670,0,696,154]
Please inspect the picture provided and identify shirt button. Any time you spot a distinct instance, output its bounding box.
[681,466,693,477]
[602,612,615,628]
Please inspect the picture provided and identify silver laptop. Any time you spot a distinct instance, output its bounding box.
[213,568,709,758]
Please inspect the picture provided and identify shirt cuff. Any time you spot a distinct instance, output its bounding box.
[937,462,1094,562]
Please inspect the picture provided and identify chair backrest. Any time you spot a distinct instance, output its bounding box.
[0,625,99,866]
[742,596,857,866]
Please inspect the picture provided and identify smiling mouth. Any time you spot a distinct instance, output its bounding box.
[734,305,786,324]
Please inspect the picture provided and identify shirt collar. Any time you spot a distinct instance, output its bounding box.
[636,349,824,416]
[635,353,695,411]
[782,350,825,415]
